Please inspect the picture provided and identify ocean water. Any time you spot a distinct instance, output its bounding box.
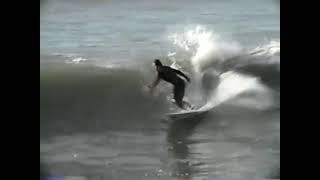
[40,0,280,179]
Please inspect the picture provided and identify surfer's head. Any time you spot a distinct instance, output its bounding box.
[154,59,162,67]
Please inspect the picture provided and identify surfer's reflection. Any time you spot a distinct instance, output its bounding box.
[165,113,207,179]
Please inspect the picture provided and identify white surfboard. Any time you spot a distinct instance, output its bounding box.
[166,110,208,119]
[166,108,208,120]
[166,99,214,120]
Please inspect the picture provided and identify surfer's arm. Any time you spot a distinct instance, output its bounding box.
[173,69,190,82]
[149,75,160,92]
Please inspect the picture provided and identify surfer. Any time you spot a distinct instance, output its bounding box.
[149,59,191,109]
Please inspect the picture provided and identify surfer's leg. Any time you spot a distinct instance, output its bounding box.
[173,81,185,109]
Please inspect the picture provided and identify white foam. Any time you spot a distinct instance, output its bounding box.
[200,71,273,110]
[249,40,280,56]
[167,26,276,111]
[65,57,88,64]
[248,40,280,66]
[168,25,243,73]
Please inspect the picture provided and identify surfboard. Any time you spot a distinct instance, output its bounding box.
[166,99,212,120]
[165,100,213,120]
[166,108,209,120]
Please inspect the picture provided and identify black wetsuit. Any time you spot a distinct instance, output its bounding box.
[153,65,190,108]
